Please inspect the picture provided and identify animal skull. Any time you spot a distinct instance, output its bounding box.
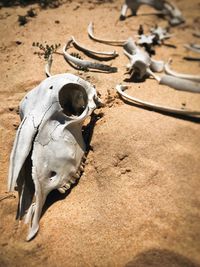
[8,73,102,241]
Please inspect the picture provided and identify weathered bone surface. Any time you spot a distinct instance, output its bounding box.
[8,73,102,241]
[123,37,164,80]
[120,0,184,26]
[124,38,200,93]
[63,39,117,73]
[116,84,200,117]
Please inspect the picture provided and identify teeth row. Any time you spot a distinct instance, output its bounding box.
[57,155,86,194]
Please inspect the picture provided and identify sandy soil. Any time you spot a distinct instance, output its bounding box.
[0,0,200,266]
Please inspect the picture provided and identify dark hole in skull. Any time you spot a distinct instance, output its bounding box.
[59,83,88,116]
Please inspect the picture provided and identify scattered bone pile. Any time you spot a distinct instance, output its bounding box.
[8,0,200,241]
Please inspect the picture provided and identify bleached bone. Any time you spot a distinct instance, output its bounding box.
[63,39,117,73]
[8,73,102,241]
[116,84,200,117]
[150,26,173,42]
[88,22,126,46]
[71,36,118,59]
[164,59,200,82]
[120,0,184,26]
[124,38,200,93]
[45,54,53,77]
[123,37,164,80]
[184,44,200,54]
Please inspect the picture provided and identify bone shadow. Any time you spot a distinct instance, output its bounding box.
[125,249,200,267]
[41,112,102,217]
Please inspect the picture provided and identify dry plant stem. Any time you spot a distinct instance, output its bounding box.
[88,22,126,46]
[71,36,118,58]
[63,40,117,73]
[165,59,200,82]
[184,44,200,54]
[116,85,200,117]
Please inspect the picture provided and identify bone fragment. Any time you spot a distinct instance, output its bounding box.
[63,39,117,73]
[88,22,126,46]
[164,59,200,82]
[116,84,200,117]
[71,36,118,59]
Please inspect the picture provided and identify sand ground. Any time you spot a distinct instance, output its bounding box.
[0,0,200,266]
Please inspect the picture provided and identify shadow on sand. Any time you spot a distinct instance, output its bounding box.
[125,249,200,267]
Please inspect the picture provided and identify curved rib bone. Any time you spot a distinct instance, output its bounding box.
[71,36,118,59]
[88,22,126,46]
[63,39,117,73]
[184,44,200,54]
[164,59,200,82]
[116,84,200,117]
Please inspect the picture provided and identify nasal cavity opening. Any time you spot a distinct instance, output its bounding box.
[59,83,88,117]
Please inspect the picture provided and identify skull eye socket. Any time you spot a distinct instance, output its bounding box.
[59,83,88,117]
[49,171,57,181]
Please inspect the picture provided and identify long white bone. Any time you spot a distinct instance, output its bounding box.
[71,36,118,59]
[116,84,200,117]
[88,22,126,46]
[63,39,117,73]
[164,59,200,82]
[120,0,184,26]
[8,73,102,241]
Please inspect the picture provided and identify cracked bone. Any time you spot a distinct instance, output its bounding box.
[116,84,200,117]
[124,38,200,93]
[120,0,184,26]
[63,39,117,73]
[8,73,102,241]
